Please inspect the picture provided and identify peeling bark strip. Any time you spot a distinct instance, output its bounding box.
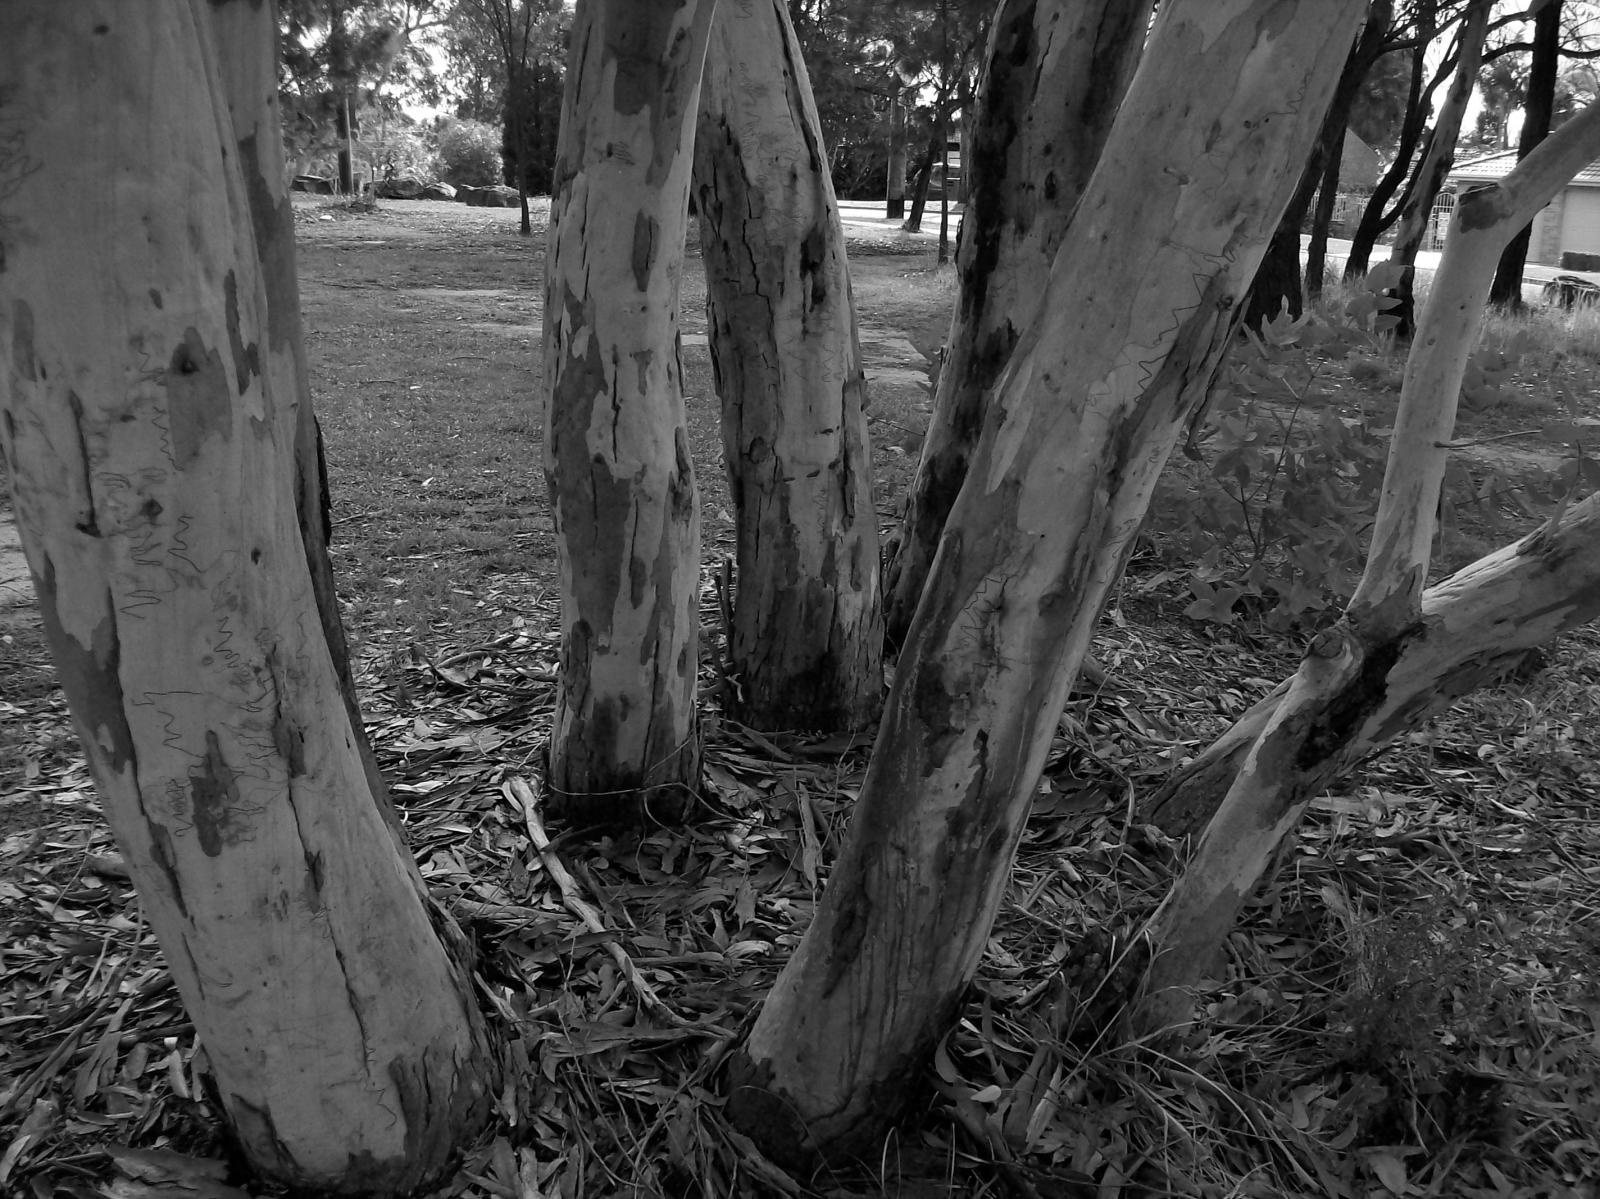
[543,0,715,821]
[691,0,883,732]
[1136,97,1600,1034]
[725,0,1366,1166]
[0,4,492,1190]
[881,0,1153,646]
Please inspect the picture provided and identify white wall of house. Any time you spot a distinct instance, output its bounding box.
[1561,187,1600,259]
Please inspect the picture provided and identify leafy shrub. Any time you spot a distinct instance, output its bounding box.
[1146,264,1579,630]
[433,117,502,188]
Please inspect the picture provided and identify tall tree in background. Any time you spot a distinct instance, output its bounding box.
[1384,0,1491,337]
[692,0,884,732]
[727,0,1366,1165]
[1344,0,1457,279]
[0,2,493,1190]
[1243,0,1392,327]
[454,0,567,233]
[1491,0,1562,308]
[542,0,716,823]
[882,0,1151,647]
[279,0,444,191]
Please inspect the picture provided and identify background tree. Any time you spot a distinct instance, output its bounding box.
[279,0,445,191]
[0,2,493,1189]
[727,0,1367,1164]
[542,0,716,823]
[452,0,567,233]
[1491,0,1563,308]
[1344,0,1462,279]
[1383,0,1490,337]
[500,11,567,199]
[1244,0,1393,329]
[692,0,885,732]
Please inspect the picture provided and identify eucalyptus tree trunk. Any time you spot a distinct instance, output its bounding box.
[691,0,883,732]
[1385,0,1489,338]
[0,4,493,1191]
[206,0,396,830]
[543,0,716,821]
[881,0,1152,647]
[725,0,1365,1166]
[1136,99,1600,1035]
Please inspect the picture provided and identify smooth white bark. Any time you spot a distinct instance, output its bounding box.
[0,6,492,1189]
[543,0,718,819]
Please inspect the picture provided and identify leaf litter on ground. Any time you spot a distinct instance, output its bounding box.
[5,200,1600,1197]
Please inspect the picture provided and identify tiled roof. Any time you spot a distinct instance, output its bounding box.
[1450,149,1600,186]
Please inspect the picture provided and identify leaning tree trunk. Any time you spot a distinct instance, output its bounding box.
[1384,0,1488,338]
[543,0,716,822]
[881,0,1152,647]
[692,0,883,732]
[0,4,494,1191]
[724,0,1365,1167]
[1135,98,1600,1035]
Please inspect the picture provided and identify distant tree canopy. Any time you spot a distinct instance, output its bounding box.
[784,0,990,199]
[435,1,568,198]
[278,0,447,186]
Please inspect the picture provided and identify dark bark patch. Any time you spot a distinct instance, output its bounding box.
[188,730,250,857]
[799,225,827,309]
[34,556,134,772]
[11,302,37,381]
[821,841,876,998]
[223,272,263,398]
[631,212,658,292]
[301,848,325,912]
[1296,634,1407,771]
[272,708,306,777]
[148,823,189,919]
[237,133,299,353]
[166,328,232,468]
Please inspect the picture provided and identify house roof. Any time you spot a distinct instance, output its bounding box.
[1449,149,1600,187]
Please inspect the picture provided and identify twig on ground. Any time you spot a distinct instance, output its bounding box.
[505,775,700,1031]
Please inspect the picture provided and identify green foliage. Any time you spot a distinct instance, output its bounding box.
[1150,263,1581,630]
[434,117,502,187]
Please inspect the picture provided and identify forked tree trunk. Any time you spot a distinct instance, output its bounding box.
[0,4,493,1191]
[881,0,1152,647]
[1385,0,1488,337]
[692,0,883,732]
[543,0,716,822]
[1141,498,1600,839]
[725,0,1365,1166]
[1136,99,1600,1034]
